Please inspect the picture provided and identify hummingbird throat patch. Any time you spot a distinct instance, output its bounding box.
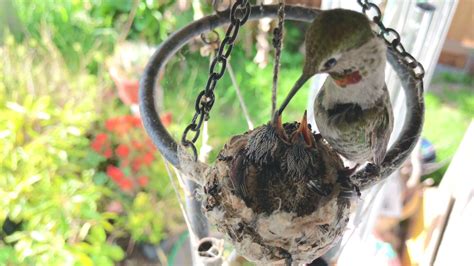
[333,71,362,87]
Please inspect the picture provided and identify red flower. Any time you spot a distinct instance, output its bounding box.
[132,158,143,172]
[142,152,154,166]
[105,115,144,136]
[91,133,108,153]
[96,133,108,143]
[91,141,102,153]
[116,144,130,158]
[138,176,149,187]
[132,140,143,149]
[103,148,113,159]
[105,118,119,131]
[106,165,135,192]
[131,152,154,172]
[106,165,124,183]
[127,115,142,127]
[105,117,131,135]
[118,178,134,192]
[160,112,173,127]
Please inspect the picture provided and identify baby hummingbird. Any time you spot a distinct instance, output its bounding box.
[278,9,393,165]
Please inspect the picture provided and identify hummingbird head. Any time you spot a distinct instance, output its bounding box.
[277,9,381,114]
[302,9,376,79]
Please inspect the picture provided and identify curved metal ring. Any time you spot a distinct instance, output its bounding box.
[139,5,424,191]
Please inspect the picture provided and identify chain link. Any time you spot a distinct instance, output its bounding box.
[182,0,251,160]
[357,0,425,80]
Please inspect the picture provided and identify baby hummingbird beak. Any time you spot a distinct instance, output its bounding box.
[272,111,289,143]
[277,74,311,115]
[293,110,314,147]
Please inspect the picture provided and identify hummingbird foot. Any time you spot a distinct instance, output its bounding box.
[339,164,360,176]
[365,162,380,176]
[307,179,333,197]
[337,171,361,199]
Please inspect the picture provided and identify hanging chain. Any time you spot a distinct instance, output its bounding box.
[357,0,425,80]
[271,0,286,116]
[182,0,251,160]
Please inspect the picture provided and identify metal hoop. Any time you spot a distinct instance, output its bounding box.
[139,5,424,191]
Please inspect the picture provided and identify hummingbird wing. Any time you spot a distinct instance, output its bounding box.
[369,90,394,165]
[314,85,393,165]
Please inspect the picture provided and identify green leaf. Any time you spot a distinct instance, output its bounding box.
[85,150,105,168]
[0,245,19,264]
[30,231,47,242]
[4,231,24,243]
[74,252,94,266]
[104,245,125,261]
[79,223,92,240]
[88,226,106,243]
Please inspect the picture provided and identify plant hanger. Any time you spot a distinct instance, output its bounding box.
[139,2,424,264]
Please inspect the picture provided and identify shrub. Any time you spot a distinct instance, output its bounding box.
[89,113,178,245]
[0,35,124,265]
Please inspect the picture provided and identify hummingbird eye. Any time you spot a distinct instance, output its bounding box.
[323,58,337,70]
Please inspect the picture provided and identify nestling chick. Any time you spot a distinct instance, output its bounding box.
[278,9,394,166]
[282,111,317,181]
[281,111,332,196]
[245,113,288,166]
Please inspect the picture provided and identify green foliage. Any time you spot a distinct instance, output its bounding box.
[125,192,166,243]
[0,35,123,265]
[2,0,197,261]
[423,74,474,183]
[7,0,196,72]
[432,71,474,86]
[90,0,183,42]
[10,0,117,71]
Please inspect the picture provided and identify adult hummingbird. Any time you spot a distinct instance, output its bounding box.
[277,9,393,165]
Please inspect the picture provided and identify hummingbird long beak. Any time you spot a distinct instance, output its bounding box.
[297,110,313,147]
[277,74,311,115]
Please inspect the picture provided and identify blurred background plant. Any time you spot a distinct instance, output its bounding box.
[0,0,472,264]
[0,34,124,265]
[89,113,179,245]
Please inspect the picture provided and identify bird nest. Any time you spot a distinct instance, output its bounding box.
[181,118,354,264]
